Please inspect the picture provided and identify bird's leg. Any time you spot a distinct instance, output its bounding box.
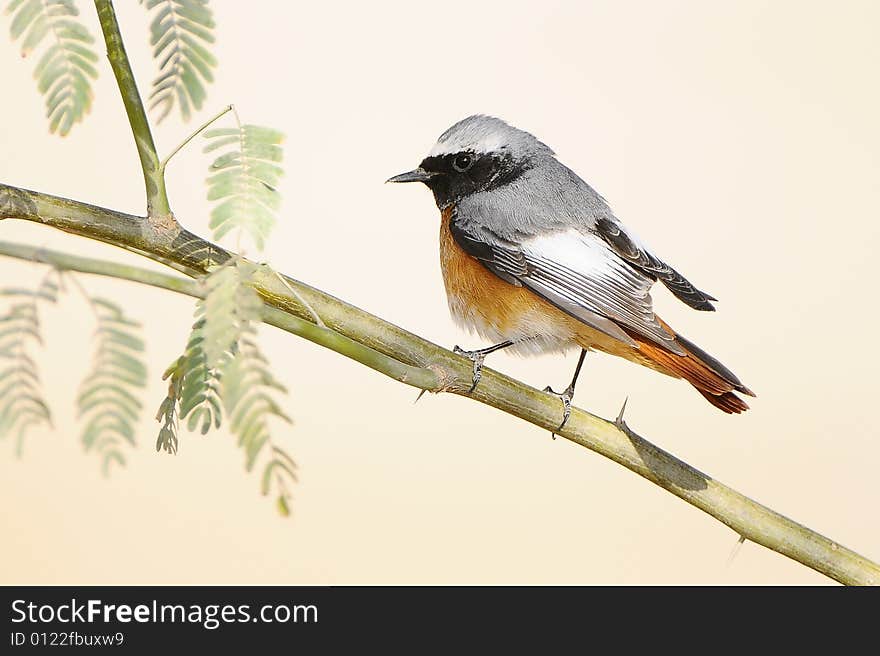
[544,349,588,437]
[453,340,514,393]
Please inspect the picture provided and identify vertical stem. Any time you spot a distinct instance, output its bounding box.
[94,0,171,219]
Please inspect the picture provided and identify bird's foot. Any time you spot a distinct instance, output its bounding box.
[543,383,575,439]
[453,345,488,393]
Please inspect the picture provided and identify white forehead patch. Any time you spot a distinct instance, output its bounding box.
[428,130,508,157]
[426,115,554,160]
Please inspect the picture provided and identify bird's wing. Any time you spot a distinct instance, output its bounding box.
[594,217,717,311]
[450,216,685,355]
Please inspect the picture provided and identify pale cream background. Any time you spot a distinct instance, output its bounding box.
[1,1,878,584]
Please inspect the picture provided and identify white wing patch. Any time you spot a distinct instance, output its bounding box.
[523,230,644,287]
[518,230,681,352]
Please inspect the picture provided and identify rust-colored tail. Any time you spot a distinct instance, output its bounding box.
[627,321,755,414]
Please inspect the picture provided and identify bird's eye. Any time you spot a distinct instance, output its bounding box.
[452,153,474,172]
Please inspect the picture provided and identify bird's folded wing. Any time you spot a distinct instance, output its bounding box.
[595,217,717,311]
[450,219,685,355]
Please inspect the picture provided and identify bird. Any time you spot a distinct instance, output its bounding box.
[387,115,754,428]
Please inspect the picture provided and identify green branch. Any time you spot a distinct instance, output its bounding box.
[94,0,171,219]
[1,187,878,585]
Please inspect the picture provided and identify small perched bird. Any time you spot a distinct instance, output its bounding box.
[388,115,753,427]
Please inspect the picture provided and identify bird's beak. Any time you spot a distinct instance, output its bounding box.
[386,168,437,184]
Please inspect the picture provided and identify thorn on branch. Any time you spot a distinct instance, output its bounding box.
[615,397,629,431]
[727,534,748,567]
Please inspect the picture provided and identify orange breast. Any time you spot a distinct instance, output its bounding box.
[438,207,582,347]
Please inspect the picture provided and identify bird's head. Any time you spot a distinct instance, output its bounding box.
[387,115,553,209]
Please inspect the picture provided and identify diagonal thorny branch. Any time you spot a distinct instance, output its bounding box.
[0,195,878,586]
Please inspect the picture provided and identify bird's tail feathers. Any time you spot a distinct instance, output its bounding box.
[628,324,755,414]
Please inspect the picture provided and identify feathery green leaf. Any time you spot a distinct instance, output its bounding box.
[141,0,216,122]
[78,295,146,476]
[5,0,98,135]
[155,358,181,454]
[196,261,260,369]
[204,123,285,250]
[156,259,297,515]
[261,446,298,517]
[0,274,59,456]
